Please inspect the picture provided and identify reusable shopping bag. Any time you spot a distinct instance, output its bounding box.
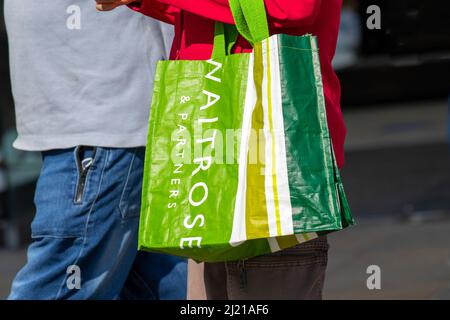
[138,0,354,262]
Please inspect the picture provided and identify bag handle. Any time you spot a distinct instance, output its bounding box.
[211,22,239,58]
[212,0,270,58]
[228,0,270,45]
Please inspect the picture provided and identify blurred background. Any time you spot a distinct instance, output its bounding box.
[0,0,449,299]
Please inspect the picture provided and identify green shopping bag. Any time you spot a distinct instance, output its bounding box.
[138,0,354,262]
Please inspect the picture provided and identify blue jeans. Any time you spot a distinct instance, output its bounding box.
[8,146,187,300]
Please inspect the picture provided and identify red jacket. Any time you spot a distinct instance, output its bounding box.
[129,0,346,168]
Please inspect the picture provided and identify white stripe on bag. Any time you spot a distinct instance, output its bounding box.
[261,38,279,238]
[230,54,256,246]
[269,35,294,235]
[267,237,281,252]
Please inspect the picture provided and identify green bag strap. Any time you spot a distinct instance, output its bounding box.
[229,0,270,45]
[239,0,270,42]
[225,24,239,54]
[228,0,253,45]
[212,22,226,58]
[211,22,239,58]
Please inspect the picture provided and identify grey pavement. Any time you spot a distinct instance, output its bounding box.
[0,248,25,299]
[344,100,448,151]
[324,218,450,300]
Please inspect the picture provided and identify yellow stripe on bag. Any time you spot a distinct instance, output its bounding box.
[265,39,282,236]
[245,42,270,239]
[295,233,318,243]
[276,235,299,250]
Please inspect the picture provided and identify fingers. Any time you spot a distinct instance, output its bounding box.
[96,0,135,11]
[96,1,119,11]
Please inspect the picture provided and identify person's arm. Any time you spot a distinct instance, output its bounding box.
[137,0,323,28]
[96,0,178,25]
[127,1,178,25]
[97,0,322,29]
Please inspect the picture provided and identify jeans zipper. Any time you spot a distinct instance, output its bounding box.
[238,260,247,289]
[74,147,96,204]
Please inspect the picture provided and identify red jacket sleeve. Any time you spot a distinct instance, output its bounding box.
[128,1,179,25]
[134,0,322,28]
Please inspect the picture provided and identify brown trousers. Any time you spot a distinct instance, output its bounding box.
[203,236,329,300]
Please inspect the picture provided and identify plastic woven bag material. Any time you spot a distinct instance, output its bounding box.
[138,0,354,262]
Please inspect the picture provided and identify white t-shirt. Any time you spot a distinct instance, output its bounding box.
[4,0,174,150]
